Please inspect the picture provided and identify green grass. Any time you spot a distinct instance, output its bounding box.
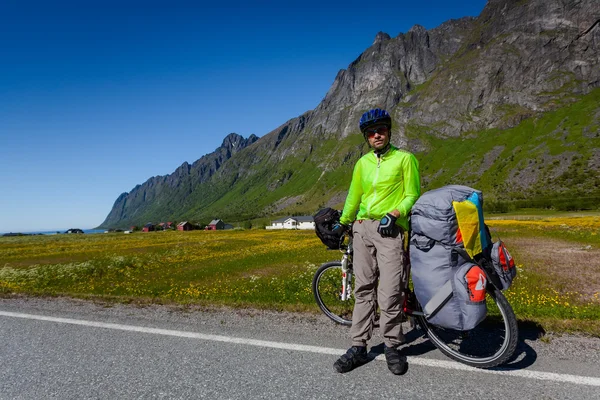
[2,216,599,336]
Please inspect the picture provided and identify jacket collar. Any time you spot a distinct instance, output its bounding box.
[372,144,395,158]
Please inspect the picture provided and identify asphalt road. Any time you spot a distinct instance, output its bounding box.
[1,298,599,399]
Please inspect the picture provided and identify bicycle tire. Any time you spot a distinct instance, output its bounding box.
[312,261,354,326]
[415,285,518,368]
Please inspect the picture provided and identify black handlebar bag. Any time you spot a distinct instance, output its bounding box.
[314,208,343,250]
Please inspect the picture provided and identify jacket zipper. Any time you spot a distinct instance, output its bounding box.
[367,153,382,218]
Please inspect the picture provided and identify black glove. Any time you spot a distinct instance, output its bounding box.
[331,222,348,236]
[377,213,398,237]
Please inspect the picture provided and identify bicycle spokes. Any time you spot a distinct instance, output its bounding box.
[312,262,354,326]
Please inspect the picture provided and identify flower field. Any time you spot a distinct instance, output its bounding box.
[0,230,334,312]
[487,216,600,334]
[1,215,599,335]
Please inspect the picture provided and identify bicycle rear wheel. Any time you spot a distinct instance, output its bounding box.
[312,261,354,326]
[415,285,518,368]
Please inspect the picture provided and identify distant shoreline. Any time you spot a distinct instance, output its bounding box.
[1,229,106,236]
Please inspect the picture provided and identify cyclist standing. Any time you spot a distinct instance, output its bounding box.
[332,108,420,375]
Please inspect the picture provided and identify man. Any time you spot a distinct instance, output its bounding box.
[332,108,420,375]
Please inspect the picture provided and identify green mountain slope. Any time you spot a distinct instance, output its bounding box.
[414,88,600,209]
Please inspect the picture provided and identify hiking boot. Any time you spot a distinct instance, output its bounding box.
[384,345,408,375]
[333,346,369,373]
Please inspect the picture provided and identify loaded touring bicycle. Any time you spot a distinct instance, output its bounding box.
[312,185,519,368]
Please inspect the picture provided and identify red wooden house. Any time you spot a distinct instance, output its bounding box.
[205,219,225,230]
[142,223,155,232]
[177,221,193,231]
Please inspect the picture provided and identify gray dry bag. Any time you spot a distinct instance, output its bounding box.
[409,185,493,331]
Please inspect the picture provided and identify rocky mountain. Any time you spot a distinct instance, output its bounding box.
[100,0,600,229]
[101,133,258,227]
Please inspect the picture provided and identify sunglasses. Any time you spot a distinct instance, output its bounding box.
[365,125,389,136]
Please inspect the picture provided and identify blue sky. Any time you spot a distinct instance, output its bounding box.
[0,0,487,233]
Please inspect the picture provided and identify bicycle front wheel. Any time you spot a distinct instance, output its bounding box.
[312,262,354,326]
[415,285,518,368]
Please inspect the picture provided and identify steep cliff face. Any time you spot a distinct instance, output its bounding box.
[100,0,600,228]
[307,0,600,140]
[310,17,475,139]
[407,0,600,136]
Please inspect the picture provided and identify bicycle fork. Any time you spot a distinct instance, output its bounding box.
[340,253,353,301]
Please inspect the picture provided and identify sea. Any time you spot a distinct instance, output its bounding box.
[1,229,106,236]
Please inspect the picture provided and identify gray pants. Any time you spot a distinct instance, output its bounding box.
[350,220,407,348]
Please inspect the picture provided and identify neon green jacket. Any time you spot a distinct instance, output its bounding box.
[340,145,421,231]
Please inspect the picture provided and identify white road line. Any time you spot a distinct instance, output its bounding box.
[2,310,600,387]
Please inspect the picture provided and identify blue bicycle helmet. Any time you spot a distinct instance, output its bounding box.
[359,108,392,134]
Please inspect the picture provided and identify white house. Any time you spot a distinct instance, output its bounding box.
[267,216,315,230]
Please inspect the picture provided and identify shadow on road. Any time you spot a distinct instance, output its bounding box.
[494,319,545,370]
[365,320,544,371]
[368,327,437,360]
